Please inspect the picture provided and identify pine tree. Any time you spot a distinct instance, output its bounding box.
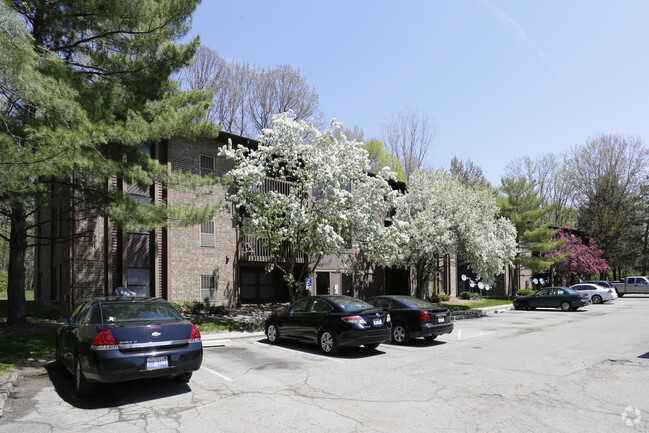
[1,1,217,324]
[498,177,565,292]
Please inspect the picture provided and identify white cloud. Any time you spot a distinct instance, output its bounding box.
[479,0,528,41]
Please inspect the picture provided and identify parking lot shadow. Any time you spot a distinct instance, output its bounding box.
[46,362,192,409]
[256,338,388,359]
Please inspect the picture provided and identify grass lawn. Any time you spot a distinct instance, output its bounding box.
[0,291,61,374]
[465,296,513,309]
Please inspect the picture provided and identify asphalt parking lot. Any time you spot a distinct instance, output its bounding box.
[2,297,648,432]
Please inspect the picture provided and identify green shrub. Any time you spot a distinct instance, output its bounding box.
[207,305,230,315]
[184,301,204,314]
[459,291,471,300]
[470,293,480,300]
[169,302,183,314]
[427,294,450,303]
[516,289,535,297]
[442,304,471,311]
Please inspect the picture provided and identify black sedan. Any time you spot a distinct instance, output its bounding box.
[513,287,590,311]
[264,295,391,355]
[56,297,203,396]
[366,295,453,344]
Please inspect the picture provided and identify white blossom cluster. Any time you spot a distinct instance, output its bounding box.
[220,112,516,297]
[220,112,398,297]
[376,170,517,286]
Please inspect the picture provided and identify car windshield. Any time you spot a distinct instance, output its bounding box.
[101,302,184,324]
[330,297,373,312]
[393,297,434,309]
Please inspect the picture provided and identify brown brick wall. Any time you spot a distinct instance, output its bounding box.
[166,136,239,306]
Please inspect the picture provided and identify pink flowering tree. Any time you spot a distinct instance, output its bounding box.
[544,226,610,285]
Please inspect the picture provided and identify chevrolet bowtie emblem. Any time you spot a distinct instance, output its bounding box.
[151,332,161,337]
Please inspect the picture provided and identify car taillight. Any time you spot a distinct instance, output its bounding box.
[580,295,588,299]
[342,316,367,325]
[91,329,117,350]
[190,325,201,342]
[419,310,430,321]
[608,289,614,293]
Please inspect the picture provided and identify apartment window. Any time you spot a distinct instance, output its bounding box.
[200,221,216,247]
[201,275,216,304]
[200,155,215,177]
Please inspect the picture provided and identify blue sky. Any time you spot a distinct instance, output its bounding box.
[188,0,649,184]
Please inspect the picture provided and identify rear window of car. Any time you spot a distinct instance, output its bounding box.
[100,302,184,324]
[330,297,373,312]
[394,297,434,309]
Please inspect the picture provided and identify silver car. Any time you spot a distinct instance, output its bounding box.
[569,283,618,304]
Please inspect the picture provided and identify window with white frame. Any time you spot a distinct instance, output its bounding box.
[200,220,215,247]
[200,155,215,177]
[200,275,216,304]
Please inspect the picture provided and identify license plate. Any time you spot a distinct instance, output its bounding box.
[146,356,168,370]
[437,317,445,323]
[373,318,383,326]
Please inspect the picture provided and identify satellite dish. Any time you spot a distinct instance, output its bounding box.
[478,282,485,289]
[461,274,467,281]
[533,278,539,284]
[469,281,476,288]
[485,285,491,291]
[540,278,546,285]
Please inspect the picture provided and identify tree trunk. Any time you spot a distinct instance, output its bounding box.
[7,204,29,325]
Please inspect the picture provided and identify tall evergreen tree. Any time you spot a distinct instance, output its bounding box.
[1,0,217,324]
[498,177,564,292]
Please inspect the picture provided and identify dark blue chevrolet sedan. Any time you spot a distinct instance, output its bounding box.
[57,297,203,396]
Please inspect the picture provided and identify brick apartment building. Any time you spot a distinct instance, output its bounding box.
[36,132,466,312]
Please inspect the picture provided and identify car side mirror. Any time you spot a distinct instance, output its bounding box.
[57,316,69,324]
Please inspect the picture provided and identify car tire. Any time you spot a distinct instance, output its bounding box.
[266,323,279,344]
[319,330,339,355]
[591,295,603,304]
[424,335,438,341]
[391,323,410,345]
[174,372,193,383]
[74,355,95,397]
[363,343,380,350]
[560,301,571,312]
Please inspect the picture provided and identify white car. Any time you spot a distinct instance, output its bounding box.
[570,283,618,304]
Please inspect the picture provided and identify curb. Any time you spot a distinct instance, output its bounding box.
[201,331,265,347]
[0,371,18,418]
[451,304,513,320]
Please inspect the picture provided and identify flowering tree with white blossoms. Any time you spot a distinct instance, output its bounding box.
[220,112,399,302]
[375,170,517,298]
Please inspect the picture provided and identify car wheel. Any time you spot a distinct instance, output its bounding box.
[319,330,339,355]
[74,356,95,397]
[617,291,624,297]
[519,300,529,311]
[174,372,192,383]
[364,343,380,350]
[266,323,279,344]
[424,335,438,341]
[391,323,410,345]
[560,301,571,312]
[591,295,603,304]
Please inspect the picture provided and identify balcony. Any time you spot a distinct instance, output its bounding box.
[239,234,305,263]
